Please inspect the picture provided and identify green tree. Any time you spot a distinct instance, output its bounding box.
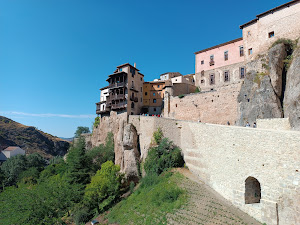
[26,153,46,170]
[1,154,28,186]
[66,137,91,185]
[74,126,90,138]
[84,161,122,213]
[86,132,114,172]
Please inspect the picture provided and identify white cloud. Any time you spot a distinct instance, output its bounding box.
[0,111,95,119]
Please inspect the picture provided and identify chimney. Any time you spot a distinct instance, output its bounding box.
[134,62,136,68]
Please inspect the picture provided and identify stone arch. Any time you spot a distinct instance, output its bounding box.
[245,176,261,204]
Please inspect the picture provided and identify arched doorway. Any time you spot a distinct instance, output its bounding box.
[245,176,261,204]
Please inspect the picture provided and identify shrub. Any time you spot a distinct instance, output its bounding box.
[129,181,135,194]
[72,207,93,225]
[153,128,163,145]
[194,87,201,93]
[93,116,100,129]
[178,94,185,98]
[144,138,184,176]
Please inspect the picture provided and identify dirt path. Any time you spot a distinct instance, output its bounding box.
[167,168,262,225]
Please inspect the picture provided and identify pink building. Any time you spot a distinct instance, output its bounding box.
[194,38,246,91]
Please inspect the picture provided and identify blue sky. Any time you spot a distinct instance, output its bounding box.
[0,0,289,137]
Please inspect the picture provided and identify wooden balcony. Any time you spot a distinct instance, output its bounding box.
[130,96,138,102]
[107,94,125,101]
[108,82,126,89]
[111,103,127,110]
[96,102,109,114]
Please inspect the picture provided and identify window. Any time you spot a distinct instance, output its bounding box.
[240,46,244,57]
[201,79,205,83]
[131,102,134,109]
[224,51,228,61]
[140,77,142,81]
[248,48,253,55]
[201,60,204,65]
[209,55,214,66]
[141,98,142,102]
[153,93,155,96]
[154,108,156,112]
[158,85,160,88]
[130,67,135,77]
[141,87,142,92]
[119,68,122,72]
[153,99,156,103]
[224,71,230,82]
[210,74,215,85]
[240,67,245,79]
[245,177,261,204]
[131,81,134,88]
[145,92,148,96]
[269,31,274,38]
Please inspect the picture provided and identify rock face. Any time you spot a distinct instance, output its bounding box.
[121,124,140,182]
[237,43,289,126]
[237,71,282,126]
[283,41,300,130]
[91,112,140,181]
[0,116,70,158]
[268,43,287,97]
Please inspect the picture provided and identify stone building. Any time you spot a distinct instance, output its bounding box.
[96,63,144,116]
[194,37,246,92]
[240,0,300,61]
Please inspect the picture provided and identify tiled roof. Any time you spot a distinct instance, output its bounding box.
[4,146,20,151]
[194,37,243,55]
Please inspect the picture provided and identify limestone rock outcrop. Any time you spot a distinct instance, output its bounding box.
[90,112,140,181]
[283,41,300,130]
[121,124,140,182]
[237,71,282,126]
[268,43,287,97]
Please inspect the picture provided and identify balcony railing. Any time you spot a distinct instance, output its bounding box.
[108,82,126,89]
[130,96,138,102]
[209,60,215,66]
[108,94,125,101]
[111,103,127,110]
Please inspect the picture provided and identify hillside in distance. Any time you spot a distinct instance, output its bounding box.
[0,116,70,159]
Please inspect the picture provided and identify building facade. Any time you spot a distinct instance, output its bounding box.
[194,38,246,91]
[240,0,300,61]
[96,63,144,116]
[142,81,165,115]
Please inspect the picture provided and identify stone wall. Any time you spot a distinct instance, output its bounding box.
[130,115,300,225]
[257,118,291,130]
[164,82,242,125]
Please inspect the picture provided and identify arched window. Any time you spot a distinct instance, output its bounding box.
[245,177,261,204]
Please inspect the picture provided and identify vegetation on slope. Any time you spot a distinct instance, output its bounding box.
[0,132,116,225]
[108,172,186,225]
[0,116,70,158]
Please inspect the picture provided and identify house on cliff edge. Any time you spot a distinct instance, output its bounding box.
[96,63,144,117]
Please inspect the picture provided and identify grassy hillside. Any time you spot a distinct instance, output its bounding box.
[95,169,261,225]
[0,116,70,158]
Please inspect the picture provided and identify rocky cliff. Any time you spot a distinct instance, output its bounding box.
[0,116,70,158]
[90,112,141,182]
[238,39,300,129]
